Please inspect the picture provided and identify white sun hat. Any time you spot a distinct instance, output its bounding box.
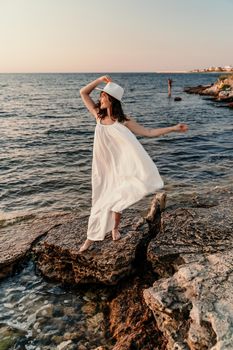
[96,82,124,102]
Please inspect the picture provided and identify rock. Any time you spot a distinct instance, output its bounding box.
[0,212,73,280]
[33,193,165,285]
[184,85,211,94]
[108,277,166,350]
[201,84,220,96]
[52,335,63,345]
[77,345,87,350]
[57,340,72,350]
[63,332,79,341]
[174,97,182,101]
[217,91,233,102]
[184,75,233,108]
[147,186,233,277]
[144,186,233,350]
[81,302,97,315]
[144,250,233,349]
[86,312,104,334]
[63,306,76,317]
[36,304,53,318]
[0,325,26,350]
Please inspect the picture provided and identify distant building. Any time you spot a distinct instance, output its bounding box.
[190,65,233,73]
[224,65,233,71]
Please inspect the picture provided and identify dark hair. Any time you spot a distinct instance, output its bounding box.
[95,92,129,123]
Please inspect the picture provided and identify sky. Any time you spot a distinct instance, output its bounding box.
[0,0,232,73]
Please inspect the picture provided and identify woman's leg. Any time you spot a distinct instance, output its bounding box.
[80,211,122,251]
[112,211,122,240]
[79,239,93,252]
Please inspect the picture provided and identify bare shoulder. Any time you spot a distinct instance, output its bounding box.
[122,116,149,136]
[123,116,136,126]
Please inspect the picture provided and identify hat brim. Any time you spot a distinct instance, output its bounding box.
[95,87,124,103]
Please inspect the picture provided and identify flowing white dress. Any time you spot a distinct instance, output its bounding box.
[87,118,164,241]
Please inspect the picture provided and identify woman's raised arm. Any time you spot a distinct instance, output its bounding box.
[124,117,188,137]
[79,76,111,118]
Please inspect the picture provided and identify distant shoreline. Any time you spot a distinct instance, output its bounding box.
[0,71,232,75]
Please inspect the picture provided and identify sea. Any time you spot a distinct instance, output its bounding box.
[0,73,232,349]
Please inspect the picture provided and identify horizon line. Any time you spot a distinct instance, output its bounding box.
[0,70,202,74]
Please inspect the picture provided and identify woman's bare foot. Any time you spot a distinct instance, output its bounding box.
[112,228,121,241]
[79,239,93,252]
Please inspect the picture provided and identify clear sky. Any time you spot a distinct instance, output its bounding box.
[0,0,232,73]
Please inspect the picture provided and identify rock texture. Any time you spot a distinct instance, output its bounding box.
[184,85,212,95]
[184,75,233,107]
[0,212,72,280]
[108,277,167,350]
[33,193,165,285]
[144,186,233,349]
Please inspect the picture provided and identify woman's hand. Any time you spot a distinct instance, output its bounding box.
[98,75,112,83]
[173,123,189,132]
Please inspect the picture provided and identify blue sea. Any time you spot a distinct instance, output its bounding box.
[0,72,232,223]
[0,73,232,349]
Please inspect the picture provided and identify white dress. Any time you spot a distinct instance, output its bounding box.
[87,118,164,241]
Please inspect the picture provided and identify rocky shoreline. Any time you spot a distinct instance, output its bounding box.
[1,187,233,349]
[184,74,233,109]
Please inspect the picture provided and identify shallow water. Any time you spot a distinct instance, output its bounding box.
[0,261,114,349]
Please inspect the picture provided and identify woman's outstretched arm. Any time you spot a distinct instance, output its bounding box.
[79,76,111,118]
[124,117,188,137]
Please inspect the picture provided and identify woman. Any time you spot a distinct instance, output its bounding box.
[79,75,188,252]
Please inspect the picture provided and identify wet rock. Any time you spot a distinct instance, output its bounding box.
[51,335,63,345]
[86,312,104,334]
[63,332,79,341]
[216,90,233,102]
[57,340,72,350]
[77,345,87,350]
[33,193,165,285]
[81,302,97,315]
[184,85,212,94]
[174,97,182,101]
[36,304,53,318]
[144,186,233,349]
[0,325,26,350]
[63,306,76,317]
[0,212,73,280]
[184,75,233,108]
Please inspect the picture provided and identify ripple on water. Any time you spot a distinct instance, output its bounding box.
[0,73,232,223]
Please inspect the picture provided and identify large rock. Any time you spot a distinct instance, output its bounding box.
[108,277,166,350]
[144,250,233,350]
[184,75,233,107]
[33,193,166,285]
[144,186,233,349]
[0,212,72,280]
[147,186,233,277]
[184,85,212,95]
